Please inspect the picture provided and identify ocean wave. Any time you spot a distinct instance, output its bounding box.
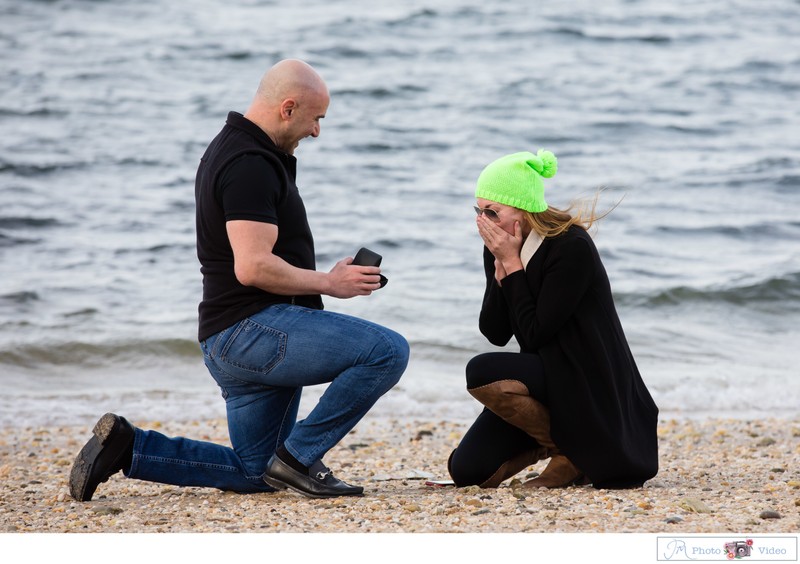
[374,238,435,250]
[213,50,255,61]
[0,232,40,247]
[310,45,371,59]
[550,26,674,44]
[589,119,719,136]
[386,8,439,27]
[618,272,800,308]
[0,216,61,229]
[113,242,194,256]
[0,338,201,370]
[333,84,427,99]
[0,159,88,176]
[0,106,63,118]
[652,221,800,240]
[777,174,800,188]
[0,291,39,305]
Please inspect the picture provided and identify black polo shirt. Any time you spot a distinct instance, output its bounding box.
[194,112,323,342]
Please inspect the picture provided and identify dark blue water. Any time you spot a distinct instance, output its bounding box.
[1,0,799,426]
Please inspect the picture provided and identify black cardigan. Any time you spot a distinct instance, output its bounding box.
[479,225,659,488]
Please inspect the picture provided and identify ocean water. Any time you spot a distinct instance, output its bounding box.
[1,0,799,428]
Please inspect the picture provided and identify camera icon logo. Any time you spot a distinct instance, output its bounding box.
[724,540,753,559]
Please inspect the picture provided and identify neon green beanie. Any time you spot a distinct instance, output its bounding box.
[475,150,558,213]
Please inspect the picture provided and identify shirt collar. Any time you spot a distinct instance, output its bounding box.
[225,111,297,174]
[520,231,544,270]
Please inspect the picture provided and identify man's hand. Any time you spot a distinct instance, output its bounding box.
[325,258,382,298]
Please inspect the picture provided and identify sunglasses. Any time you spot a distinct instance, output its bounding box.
[474,206,500,220]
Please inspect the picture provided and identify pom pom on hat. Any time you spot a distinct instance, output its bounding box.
[475,150,558,213]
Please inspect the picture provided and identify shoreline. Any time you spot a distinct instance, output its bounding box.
[1,416,798,534]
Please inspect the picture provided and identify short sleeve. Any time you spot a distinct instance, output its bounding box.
[217,154,284,224]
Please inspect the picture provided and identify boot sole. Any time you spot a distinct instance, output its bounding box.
[68,413,120,502]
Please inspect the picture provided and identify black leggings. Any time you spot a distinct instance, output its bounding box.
[448,352,548,487]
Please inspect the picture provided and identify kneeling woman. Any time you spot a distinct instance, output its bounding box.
[448,150,659,490]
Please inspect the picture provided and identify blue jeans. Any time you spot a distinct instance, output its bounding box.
[126,304,409,492]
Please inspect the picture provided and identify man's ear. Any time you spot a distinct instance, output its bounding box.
[280,99,296,120]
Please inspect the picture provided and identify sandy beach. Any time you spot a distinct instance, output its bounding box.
[1,415,798,537]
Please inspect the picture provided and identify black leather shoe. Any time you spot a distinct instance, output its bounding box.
[69,413,135,502]
[263,455,364,499]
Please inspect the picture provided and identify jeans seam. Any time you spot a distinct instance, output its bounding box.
[274,387,301,454]
[125,427,144,478]
[209,325,230,358]
[136,454,237,471]
[218,320,245,360]
[135,454,263,481]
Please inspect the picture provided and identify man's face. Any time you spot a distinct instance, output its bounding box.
[281,91,329,154]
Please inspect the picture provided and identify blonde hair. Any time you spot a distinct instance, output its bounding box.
[523,190,618,238]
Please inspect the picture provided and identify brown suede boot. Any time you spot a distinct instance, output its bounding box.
[469,380,590,489]
[468,380,556,449]
[478,446,551,488]
[522,454,588,489]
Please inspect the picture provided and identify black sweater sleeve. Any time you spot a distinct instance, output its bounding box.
[501,235,595,351]
[478,246,514,346]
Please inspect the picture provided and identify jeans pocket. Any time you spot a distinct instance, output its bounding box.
[217,318,287,376]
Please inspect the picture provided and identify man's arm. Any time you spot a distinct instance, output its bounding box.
[226,220,381,299]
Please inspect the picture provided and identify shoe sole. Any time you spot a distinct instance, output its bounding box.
[68,413,119,502]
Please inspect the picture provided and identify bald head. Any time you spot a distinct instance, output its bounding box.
[255,59,328,103]
[244,59,330,154]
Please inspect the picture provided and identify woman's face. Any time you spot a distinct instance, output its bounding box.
[475,198,529,236]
